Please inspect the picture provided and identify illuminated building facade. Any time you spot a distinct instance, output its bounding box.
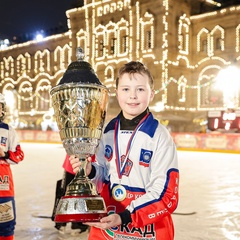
[0,0,240,132]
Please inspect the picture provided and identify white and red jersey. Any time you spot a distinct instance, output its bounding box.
[0,122,24,197]
[90,113,179,240]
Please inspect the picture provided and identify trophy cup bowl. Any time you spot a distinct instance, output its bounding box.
[50,48,109,223]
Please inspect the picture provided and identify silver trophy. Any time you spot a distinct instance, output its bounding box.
[50,47,108,222]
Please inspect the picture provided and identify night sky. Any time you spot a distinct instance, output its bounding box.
[0,0,74,40]
[1,0,240,42]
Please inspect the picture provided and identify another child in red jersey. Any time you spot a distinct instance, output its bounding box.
[0,93,24,240]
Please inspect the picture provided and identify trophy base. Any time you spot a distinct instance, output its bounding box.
[55,212,107,223]
[54,195,107,223]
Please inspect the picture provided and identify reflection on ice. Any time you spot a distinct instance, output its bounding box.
[222,217,240,240]
[172,151,240,240]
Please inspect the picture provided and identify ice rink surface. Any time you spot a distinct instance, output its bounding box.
[11,143,240,240]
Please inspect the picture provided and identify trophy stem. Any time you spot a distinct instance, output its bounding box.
[65,158,98,196]
[76,158,87,178]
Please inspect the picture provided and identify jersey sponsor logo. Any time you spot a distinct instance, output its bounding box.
[127,192,144,200]
[139,149,153,167]
[105,144,113,161]
[0,200,14,223]
[0,203,11,214]
[0,175,9,184]
[102,205,156,239]
[0,137,7,147]
[0,175,9,190]
[120,130,133,134]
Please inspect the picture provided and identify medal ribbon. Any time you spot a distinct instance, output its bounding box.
[114,113,150,179]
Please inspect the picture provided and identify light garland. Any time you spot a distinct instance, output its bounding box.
[154,77,215,95]
[178,14,190,55]
[0,0,239,121]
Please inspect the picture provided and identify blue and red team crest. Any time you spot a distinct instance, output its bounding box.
[139,148,153,167]
[105,144,113,161]
[1,137,7,147]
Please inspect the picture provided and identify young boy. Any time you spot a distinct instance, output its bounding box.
[70,61,179,240]
[0,93,24,240]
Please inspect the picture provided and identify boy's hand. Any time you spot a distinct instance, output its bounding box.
[84,214,122,230]
[69,155,92,175]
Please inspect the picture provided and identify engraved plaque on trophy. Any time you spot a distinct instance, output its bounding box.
[50,47,108,222]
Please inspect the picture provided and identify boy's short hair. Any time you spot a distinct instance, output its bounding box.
[116,61,154,89]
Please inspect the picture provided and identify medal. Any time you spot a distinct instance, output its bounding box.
[112,114,149,202]
[112,184,127,201]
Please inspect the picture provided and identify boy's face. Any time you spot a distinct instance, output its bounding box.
[116,72,154,119]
